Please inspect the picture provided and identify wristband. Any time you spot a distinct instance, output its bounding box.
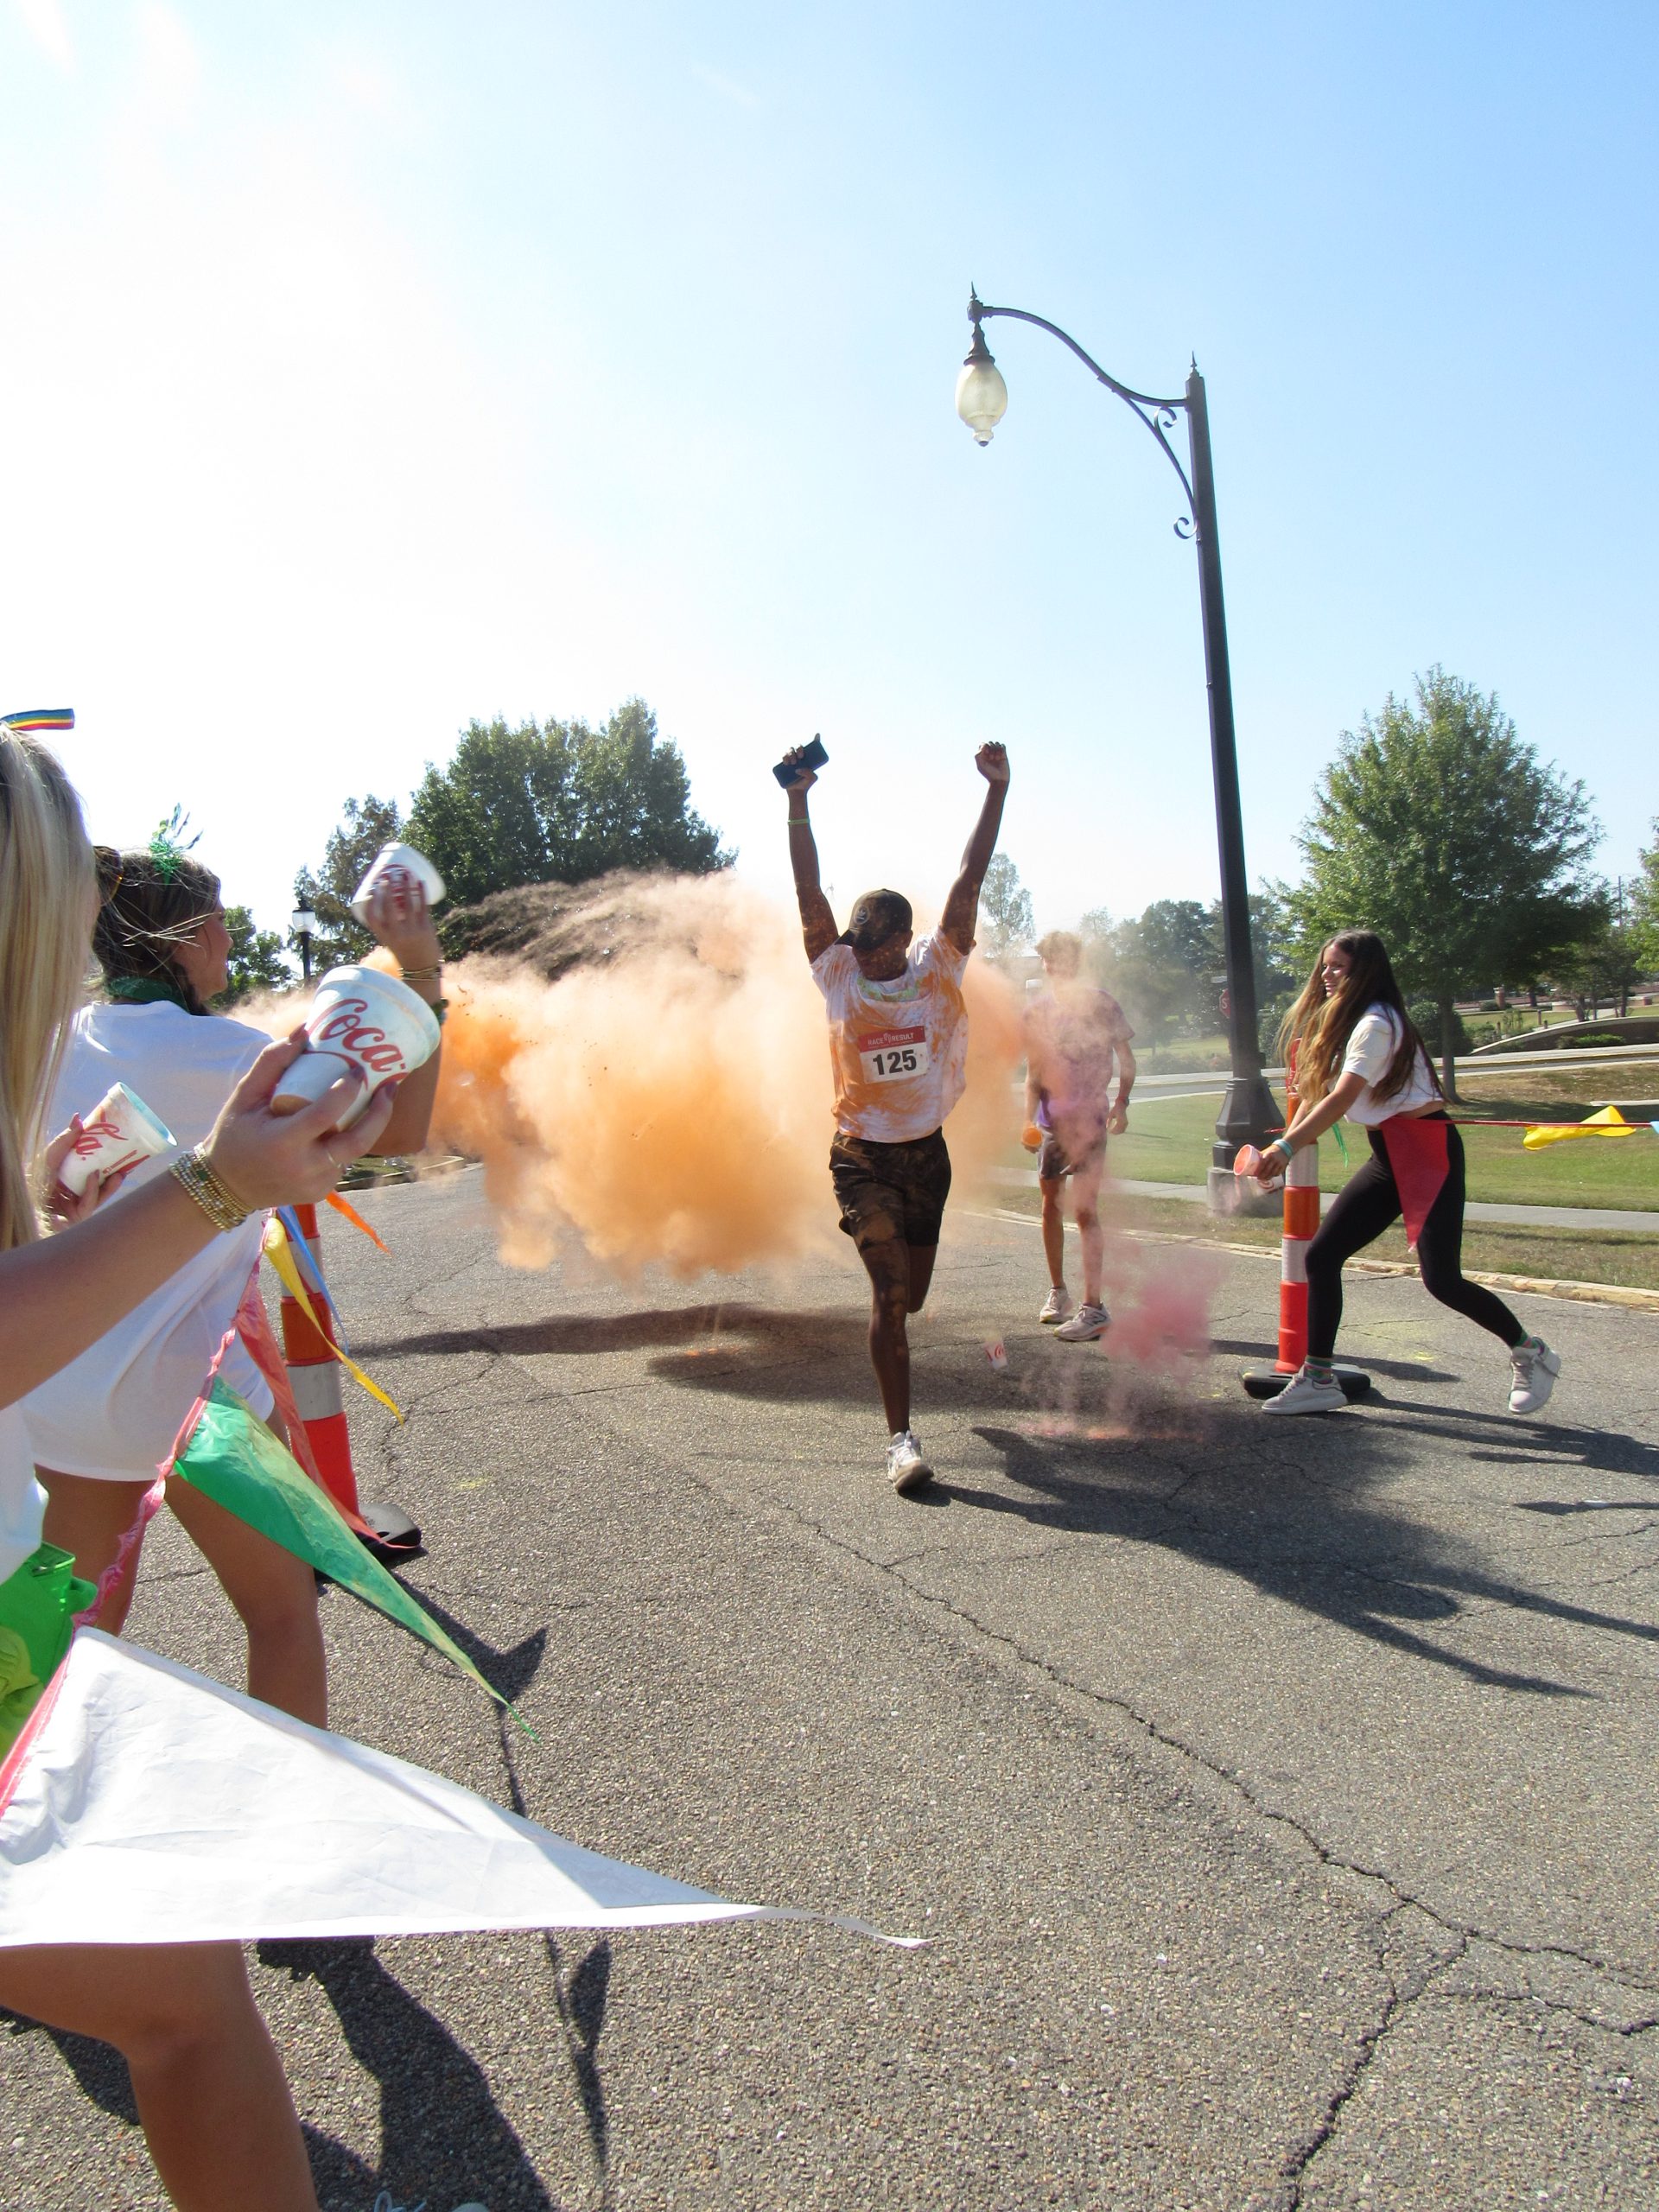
[1272,1135,1296,1160]
[399,962,443,982]
[786,816,809,827]
[170,1146,251,1232]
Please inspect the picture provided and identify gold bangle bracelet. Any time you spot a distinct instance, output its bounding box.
[399,963,444,982]
[169,1147,251,1232]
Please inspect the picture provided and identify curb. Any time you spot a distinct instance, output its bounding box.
[980,1208,1659,1315]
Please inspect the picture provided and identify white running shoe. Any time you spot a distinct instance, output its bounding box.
[1508,1338,1560,1414]
[1054,1300,1110,1343]
[1039,1286,1073,1325]
[887,1429,934,1494]
[1260,1368,1348,1415]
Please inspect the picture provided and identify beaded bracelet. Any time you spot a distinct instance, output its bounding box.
[170,1146,251,1232]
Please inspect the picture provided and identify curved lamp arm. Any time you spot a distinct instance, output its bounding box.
[966,292,1198,538]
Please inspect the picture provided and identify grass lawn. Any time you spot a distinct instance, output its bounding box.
[995,1188,1659,1294]
[1103,1073,1659,1212]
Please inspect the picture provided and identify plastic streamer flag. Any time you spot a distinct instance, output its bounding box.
[0,1634,922,1948]
[262,1214,403,1421]
[1522,1104,1647,1150]
[166,1373,525,1727]
[327,1188,391,1252]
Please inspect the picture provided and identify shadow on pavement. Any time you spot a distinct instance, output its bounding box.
[397,1586,550,1705]
[255,1936,563,2211]
[937,1405,1656,1697]
[359,1302,806,1360]
[0,2009,383,2206]
[1207,1334,1462,1383]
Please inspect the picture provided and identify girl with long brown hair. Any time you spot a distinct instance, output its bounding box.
[1252,930,1560,1417]
[0,725,401,2207]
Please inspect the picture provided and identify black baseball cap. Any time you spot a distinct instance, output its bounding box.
[838,889,913,954]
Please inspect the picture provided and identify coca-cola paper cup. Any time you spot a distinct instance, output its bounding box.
[59,1082,176,1197]
[349,842,446,925]
[272,965,442,1128]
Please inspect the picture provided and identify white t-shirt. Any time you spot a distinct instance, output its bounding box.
[811,934,971,1143]
[1340,1004,1440,1126]
[0,1402,46,1585]
[24,1003,272,1481]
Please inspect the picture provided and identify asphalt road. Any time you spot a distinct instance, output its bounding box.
[5,1167,1658,2210]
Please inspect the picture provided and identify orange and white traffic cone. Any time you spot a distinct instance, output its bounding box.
[1241,1046,1370,1402]
[277,1201,422,1560]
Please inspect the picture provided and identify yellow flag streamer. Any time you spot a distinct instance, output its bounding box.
[1522,1105,1641,1151]
[261,1218,404,1422]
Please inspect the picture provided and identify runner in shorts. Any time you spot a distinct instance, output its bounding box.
[1022,931,1135,1343]
[780,739,1011,1493]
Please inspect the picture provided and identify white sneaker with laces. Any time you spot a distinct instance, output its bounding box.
[1260,1368,1347,1415]
[887,1429,934,1493]
[1054,1301,1110,1343]
[1508,1338,1560,1414]
[1039,1286,1073,1325]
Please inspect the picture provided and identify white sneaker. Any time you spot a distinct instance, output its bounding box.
[887,1429,934,1494]
[1260,1368,1347,1415]
[1039,1287,1073,1325]
[1054,1301,1110,1343]
[1509,1338,1560,1414]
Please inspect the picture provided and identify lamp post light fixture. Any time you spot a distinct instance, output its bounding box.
[289,907,319,985]
[956,290,1280,1205]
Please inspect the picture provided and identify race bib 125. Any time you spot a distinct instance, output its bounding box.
[857,1026,930,1084]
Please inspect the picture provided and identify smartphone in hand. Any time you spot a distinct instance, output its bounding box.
[772,733,829,788]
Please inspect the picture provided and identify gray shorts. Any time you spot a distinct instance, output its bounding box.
[1038,1121,1106,1182]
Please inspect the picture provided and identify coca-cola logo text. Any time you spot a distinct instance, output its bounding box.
[309,996,409,1074]
[73,1115,123,1155]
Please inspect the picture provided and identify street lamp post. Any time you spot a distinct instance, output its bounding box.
[289,907,319,985]
[956,291,1281,1203]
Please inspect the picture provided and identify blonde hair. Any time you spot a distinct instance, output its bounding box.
[0,733,94,1250]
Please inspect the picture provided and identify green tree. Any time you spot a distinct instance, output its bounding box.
[1288,669,1601,1094]
[294,793,404,972]
[217,906,292,1004]
[1546,884,1643,1021]
[980,855,1035,961]
[1630,820,1659,969]
[404,699,728,909]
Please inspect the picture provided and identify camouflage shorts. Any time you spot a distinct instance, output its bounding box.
[829,1128,952,1251]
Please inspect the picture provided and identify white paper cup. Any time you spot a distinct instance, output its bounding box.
[59,1083,176,1197]
[271,965,442,1128]
[349,842,446,925]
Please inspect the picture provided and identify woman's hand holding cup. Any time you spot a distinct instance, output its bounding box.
[362,874,442,983]
[200,1030,399,1211]
[42,1121,135,1227]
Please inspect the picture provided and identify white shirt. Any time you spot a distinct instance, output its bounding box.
[0,1403,46,1585]
[1340,1005,1440,1126]
[24,1002,272,1482]
[811,935,971,1143]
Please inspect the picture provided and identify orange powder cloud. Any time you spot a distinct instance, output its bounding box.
[426,873,1024,1277]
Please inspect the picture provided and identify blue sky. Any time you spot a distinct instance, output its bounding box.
[3,0,1654,944]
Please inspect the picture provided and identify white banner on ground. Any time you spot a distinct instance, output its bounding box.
[0,1634,797,1947]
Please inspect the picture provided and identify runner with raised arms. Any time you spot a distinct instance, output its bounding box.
[780,740,1010,1493]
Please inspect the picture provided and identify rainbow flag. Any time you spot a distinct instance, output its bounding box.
[0,709,74,734]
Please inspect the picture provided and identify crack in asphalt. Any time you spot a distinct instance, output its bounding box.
[766,1501,1659,2012]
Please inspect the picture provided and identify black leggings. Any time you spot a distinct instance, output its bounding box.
[1306,1114,1525,1361]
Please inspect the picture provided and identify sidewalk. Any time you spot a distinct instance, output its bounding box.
[988,1164,1657,1232]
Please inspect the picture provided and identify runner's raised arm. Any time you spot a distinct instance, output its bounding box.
[780,748,837,963]
[939,743,1011,953]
